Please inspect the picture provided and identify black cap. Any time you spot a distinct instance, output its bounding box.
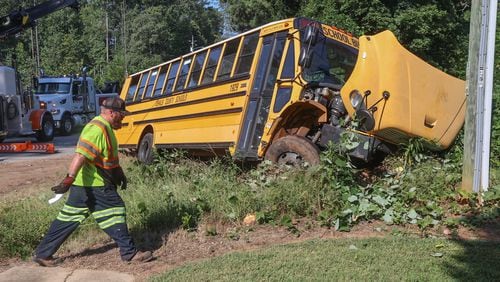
[102,97,129,115]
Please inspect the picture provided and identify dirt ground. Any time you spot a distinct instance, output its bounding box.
[0,155,498,281]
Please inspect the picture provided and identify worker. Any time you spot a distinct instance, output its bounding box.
[33,97,153,267]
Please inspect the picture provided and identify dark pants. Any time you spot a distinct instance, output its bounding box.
[35,185,137,261]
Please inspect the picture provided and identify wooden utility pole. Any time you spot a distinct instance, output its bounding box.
[462,0,497,193]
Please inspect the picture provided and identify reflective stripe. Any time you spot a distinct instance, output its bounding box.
[77,139,101,157]
[95,160,120,169]
[89,120,115,159]
[98,215,126,229]
[92,207,126,219]
[61,204,89,215]
[56,213,87,223]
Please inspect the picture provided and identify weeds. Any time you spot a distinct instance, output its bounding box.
[0,142,498,258]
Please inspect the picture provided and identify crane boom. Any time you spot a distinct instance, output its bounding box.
[0,0,79,38]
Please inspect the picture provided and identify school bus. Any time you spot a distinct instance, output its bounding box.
[116,18,465,165]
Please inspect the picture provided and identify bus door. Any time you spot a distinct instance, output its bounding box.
[235,31,287,160]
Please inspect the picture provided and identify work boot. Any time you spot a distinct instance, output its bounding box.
[33,256,61,267]
[130,251,153,263]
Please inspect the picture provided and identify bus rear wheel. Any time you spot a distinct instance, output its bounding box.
[137,132,154,165]
[264,135,320,166]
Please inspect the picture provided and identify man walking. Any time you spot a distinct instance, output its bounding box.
[33,97,153,266]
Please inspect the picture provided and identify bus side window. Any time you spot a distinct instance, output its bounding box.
[135,71,150,102]
[175,56,193,91]
[144,68,158,99]
[188,51,207,88]
[201,46,222,84]
[280,40,295,79]
[125,75,140,102]
[234,32,259,75]
[153,64,169,97]
[216,38,241,81]
[164,61,180,95]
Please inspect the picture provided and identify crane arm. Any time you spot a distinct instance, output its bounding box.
[0,0,79,39]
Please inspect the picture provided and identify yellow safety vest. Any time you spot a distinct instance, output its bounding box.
[74,116,120,187]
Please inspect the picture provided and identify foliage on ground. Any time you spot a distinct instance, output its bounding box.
[152,237,500,281]
[1,140,498,258]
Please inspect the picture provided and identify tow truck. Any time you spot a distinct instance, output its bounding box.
[0,0,79,147]
[35,68,119,135]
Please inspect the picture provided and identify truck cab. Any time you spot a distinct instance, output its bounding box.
[35,74,116,135]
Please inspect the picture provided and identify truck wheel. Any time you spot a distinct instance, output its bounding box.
[60,115,73,136]
[137,133,154,165]
[36,114,55,142]
[264,135,320,166]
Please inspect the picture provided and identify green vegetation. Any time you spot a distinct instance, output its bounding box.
[152,237,500,281]
[1,147,498,258]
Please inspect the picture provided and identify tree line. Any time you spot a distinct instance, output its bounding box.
[0,0,484,89]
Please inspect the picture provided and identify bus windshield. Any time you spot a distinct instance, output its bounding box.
[36,83,71,94]
[302,38,358,86]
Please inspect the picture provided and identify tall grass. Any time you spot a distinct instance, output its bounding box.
[0,147,498,259]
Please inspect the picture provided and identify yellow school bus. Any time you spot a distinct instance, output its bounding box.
[116,18,465,165]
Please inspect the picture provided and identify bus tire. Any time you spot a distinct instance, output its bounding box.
[60,114,73,136]
[36,114,55,142]
[138,132,154,165]
[264,135,320,166]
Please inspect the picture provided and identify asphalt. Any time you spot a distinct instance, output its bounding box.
[0,266,134,282]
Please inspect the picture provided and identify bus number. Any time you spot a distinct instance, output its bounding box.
[229,83,239,92]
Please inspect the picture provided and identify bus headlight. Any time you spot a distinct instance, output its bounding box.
[40,101,47,109]
[349,90,363,109]
[355,109,375,131]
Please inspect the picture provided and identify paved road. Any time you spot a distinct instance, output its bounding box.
[0,132,79,163]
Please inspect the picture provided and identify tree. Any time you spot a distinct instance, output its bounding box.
[220,0,302,31]
[221,0,470,76]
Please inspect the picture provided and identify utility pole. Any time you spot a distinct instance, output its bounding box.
[190,34,195,52]
[462,0,497,193]
[121,0,127,76]
[105,8,109,63]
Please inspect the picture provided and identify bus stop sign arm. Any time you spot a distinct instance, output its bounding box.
[0,0,79,39]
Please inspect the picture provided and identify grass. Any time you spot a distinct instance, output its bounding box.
[152,237,500,281]
[0,151,498,258]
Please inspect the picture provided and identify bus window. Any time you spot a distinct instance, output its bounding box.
[144,68,158,99]
[125,75,140,102]
[234,32,259,75]
[273,87,292,113]
[175,56,193,91]
[135,71,150,102]
[280,40,295,79]
[188,51,207,88]
[201,46,222,84]
[153,65,169,97]
[164,61,180,95]
[216,38,241,80]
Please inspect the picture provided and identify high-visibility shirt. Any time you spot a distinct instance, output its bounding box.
[74,115,120,187]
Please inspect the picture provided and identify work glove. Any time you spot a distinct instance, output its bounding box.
[51,174,74,194]
[115,167,127,190]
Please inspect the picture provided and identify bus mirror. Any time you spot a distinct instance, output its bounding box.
[304,25,319,45]
[32,76,38,89]
[299,48,313,68]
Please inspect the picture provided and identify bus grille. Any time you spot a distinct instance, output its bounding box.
[375,128,410,145]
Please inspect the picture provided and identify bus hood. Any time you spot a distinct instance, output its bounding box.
[340,30,466,149]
